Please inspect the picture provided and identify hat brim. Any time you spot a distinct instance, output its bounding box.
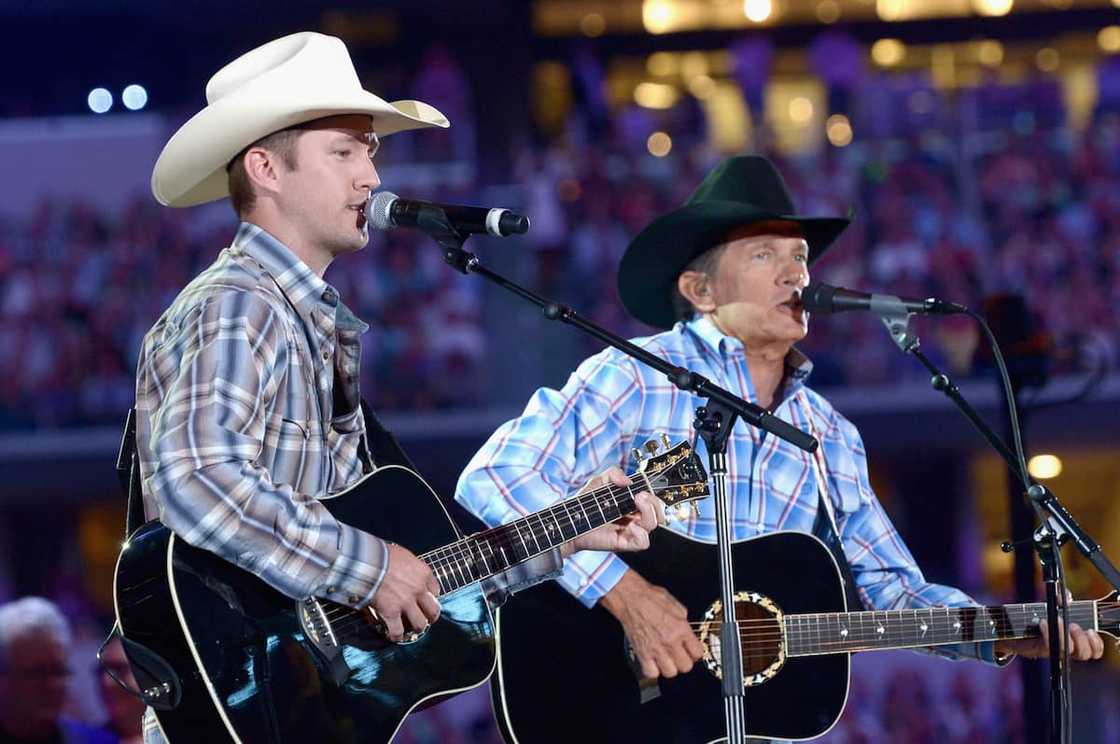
[151,92,449,208]
[618,200,849,329]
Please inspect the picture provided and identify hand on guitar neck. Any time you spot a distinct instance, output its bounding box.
[559,467,665,559]
[599,569,705,679]
[994,591,1106,661]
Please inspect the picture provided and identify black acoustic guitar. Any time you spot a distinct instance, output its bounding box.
[492,528,1119,743]
[113,438,709,743]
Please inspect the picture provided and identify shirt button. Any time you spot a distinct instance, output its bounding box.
[327,585,338,594]
[322,288,338,305]
[348,595,360,605]
[322,350,331,362]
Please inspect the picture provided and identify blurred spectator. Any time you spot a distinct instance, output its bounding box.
[0,597,114,744]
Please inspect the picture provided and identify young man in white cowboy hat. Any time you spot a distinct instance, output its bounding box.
[456,155,1105,741]
[133,32,663,739]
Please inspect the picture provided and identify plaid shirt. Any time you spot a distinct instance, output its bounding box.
[135,222,388,609]
[456,316,1000,663]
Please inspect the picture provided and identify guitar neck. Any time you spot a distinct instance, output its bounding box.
[421,479,646,594]
[782,601,1097,657]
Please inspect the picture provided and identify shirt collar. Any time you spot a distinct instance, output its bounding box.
[231,222,368,335]
[683,315,815,388]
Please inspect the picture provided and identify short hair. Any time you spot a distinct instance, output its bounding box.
[227,128,302,217]
[0,597,71,672]
[670,242,729,324]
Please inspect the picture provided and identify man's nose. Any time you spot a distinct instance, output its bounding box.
[357,161,380,194]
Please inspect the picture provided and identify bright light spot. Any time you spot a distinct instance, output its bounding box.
[826,114,853,146]
[121,540,131,551]
[788,96,814,124]
[647,131,673,157]
[1036,47,1060,72]
[876,0,906,21]
[122,84,148,111]
[977,40,1004,66]
[816,0,841,23]
[744,0,772,22]
[1099,26,1120,54]
[688,74,716,99]
[647,52,677,77]
[1114,0,1120,7]
[643,0,676,34]
[87,87,113,114]
[973,0,1013,15]
[1028,454,1063,480]
[580,13,606,37]
[871,39,906,67]
[681,51,708,79]
[634,82,680,109]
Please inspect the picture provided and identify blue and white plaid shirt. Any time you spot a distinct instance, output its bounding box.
[456,316,1001,663]
[135,222,389,609]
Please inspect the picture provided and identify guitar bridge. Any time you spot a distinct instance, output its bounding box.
[298,597,339,650]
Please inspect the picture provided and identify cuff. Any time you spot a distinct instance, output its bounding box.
[557,551,630,608]
[314,522,390,608]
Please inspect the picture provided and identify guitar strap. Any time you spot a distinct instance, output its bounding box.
[795,393,863,611]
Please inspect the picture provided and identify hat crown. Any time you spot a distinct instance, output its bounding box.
[687,155,795,215]
[206,32,360,105]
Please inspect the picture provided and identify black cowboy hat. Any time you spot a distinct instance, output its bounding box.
[617,155,849,329]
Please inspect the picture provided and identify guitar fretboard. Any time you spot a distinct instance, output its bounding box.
[779,602,1096,656]
[420,480,646,594]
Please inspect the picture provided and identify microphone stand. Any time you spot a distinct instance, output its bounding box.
[413,213,819,744]
[874,302,1120,744]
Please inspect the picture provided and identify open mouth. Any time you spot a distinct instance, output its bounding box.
[777,294,804,317]
[349,203,367,228]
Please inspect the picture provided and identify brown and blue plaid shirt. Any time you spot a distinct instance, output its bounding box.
[135,222,388,609]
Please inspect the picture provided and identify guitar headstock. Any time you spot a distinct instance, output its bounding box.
[632,436,709,511]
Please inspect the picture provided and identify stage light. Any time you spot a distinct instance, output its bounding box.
[789,96,814,124]
[1036,47,1060,72]
[876,0,905,21]
[826,114,853,147]
[634,82,679,109]
[744,0,772,23]
[647,131,672,157]
[643,0,676,34]
[973,0,1013,15]
[1099,26,1120,53]
[647,52,677,77]
[580,13,605,37]
[871,39,906,67]
[977,40,1004,66]
[122,84,148,111]
[87,87,113,114]
[1028,454,1062,480]
[816,0,841,23]
[688,74,716,99]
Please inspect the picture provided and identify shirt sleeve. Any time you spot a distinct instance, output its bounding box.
[832,414,1007,666]
[455,350,648,607]
[142,290,389,609]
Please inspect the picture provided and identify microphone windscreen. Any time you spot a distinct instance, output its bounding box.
[800,283,836,314]
[365,191,399,230]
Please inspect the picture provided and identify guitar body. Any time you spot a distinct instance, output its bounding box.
[492,530,850,743]
[114,465,496,743]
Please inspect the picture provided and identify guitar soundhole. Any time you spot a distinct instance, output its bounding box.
[698,591,786,687]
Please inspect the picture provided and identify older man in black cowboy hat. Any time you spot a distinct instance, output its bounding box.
[457,156,1103,708]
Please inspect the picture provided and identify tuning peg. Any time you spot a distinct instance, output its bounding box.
[644,440,661,455]
[666,504,688,523]
[632,447,645,465]
[660,433,671,450]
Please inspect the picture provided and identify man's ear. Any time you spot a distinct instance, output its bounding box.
[242,147,281,198]
[677,270,715,314]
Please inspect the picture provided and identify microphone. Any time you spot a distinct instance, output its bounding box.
[800,282,965,316]
[365,191,530,237]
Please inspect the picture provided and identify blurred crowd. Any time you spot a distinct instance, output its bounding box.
[1,51,1119,430]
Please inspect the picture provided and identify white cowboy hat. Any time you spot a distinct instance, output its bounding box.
[151,31,450,208]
